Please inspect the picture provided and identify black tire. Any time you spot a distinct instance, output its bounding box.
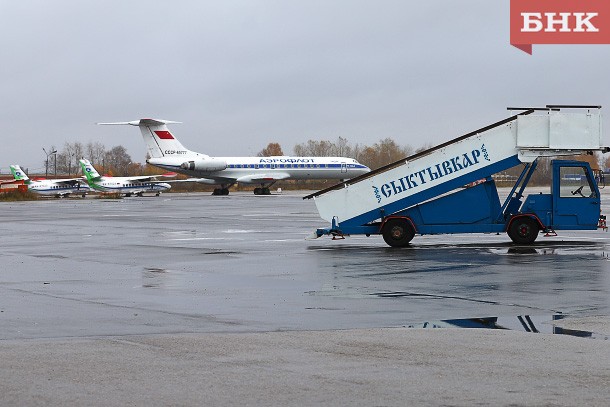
[382,218,415,247]
[508,217,539,244]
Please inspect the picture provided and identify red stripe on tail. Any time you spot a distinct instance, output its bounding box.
[155,130,175,140]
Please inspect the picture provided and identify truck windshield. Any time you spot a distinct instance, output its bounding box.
[559,166,596,198]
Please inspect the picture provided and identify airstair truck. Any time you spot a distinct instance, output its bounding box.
[305,106,609,247]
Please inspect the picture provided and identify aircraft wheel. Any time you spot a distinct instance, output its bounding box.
[382,218,415,247]
[212,188,220,195]
[253,188,261,195]
[263,187,271,195]
[221,188,230,195]
[507,217,539,244]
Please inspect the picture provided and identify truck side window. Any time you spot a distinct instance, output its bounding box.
[559,166,596,198]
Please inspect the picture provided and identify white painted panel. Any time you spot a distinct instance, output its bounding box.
[516,115,549,148]
[549,113,601,149]
[314,123,520,223]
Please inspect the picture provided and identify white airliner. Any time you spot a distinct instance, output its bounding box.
[98,118,370,195]
[10,165,89,197]
[79,159,173,196]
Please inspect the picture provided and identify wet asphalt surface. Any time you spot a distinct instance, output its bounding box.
[1,190,610,340]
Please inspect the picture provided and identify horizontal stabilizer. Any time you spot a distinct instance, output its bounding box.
[97,119,181,127]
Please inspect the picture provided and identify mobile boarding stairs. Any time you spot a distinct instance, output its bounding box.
[305,105,609,247]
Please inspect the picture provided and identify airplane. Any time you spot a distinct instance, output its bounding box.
[98,118,371,195]
[79,159,173,197]
[0,178,23,186]
[9,165,90,197]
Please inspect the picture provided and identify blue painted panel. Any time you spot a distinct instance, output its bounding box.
[522,193,553,226]
[406,180,501,225]
[339,155,521,230]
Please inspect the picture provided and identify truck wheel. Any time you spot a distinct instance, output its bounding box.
[508,217,539,244]
[382,219,415,247]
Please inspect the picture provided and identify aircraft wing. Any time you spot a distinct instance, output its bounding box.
[164,177,233,185]
[122,173,177,183]
[53,178,89,186]
[154,173,292,185]
[235,173,291,184]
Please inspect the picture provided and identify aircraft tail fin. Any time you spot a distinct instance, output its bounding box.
[9,165,30,183]
[79,159,102,184]
[98,119,189,159]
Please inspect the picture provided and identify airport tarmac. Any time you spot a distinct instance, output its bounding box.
[1,190,610,405]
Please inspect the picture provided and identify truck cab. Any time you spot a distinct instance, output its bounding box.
[521,160,601,231]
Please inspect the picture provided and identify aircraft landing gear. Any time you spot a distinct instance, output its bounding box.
[253,187,271,195]
[212,188,230,195]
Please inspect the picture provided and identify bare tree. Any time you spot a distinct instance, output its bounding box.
[103,145,132,175]
[72,142,84,175]
[356,138,412,170]
[330,137,350,157]
[54,142,85,175]
[257,142,284,157]
[293,139,333,156]
[86,141,106,166]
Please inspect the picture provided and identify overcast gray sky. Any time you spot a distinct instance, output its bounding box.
[1,1,609,173]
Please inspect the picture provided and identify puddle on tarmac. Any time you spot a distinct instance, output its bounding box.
[31,254,68,259]
[406,314,609,340]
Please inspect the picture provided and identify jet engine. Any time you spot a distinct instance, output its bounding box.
[181,158,227,172]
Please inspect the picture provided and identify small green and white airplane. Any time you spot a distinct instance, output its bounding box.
[10,165,90,197]
[79,159,173,197]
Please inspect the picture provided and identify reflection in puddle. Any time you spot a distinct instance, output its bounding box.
[506,247,540,255]
[145,267,167,273]
[142,267,182,289]
[406,314,609,340]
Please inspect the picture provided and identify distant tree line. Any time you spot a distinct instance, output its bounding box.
[42,141,138,177]
[259,138,606,186]
[259,137,430,170]
[39,137,605,188]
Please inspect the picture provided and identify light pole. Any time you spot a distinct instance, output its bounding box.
[43,148,57,178]
[68,152,75,176]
